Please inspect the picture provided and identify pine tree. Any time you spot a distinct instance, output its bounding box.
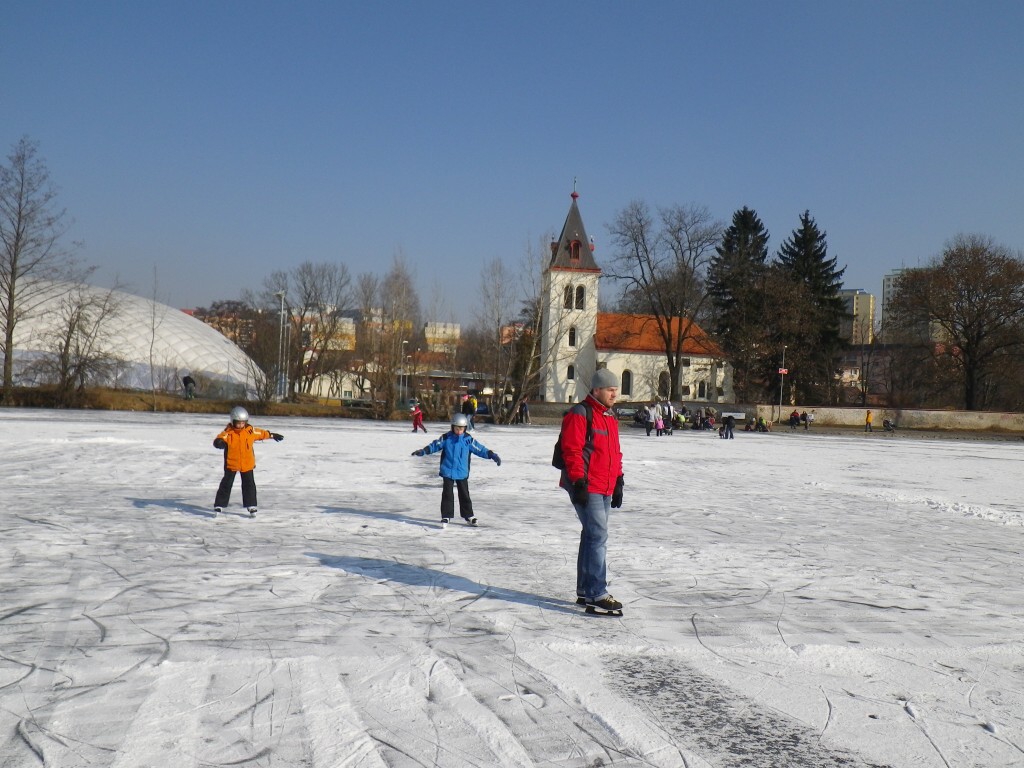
[775,211,846,404]
[708,207,772,400]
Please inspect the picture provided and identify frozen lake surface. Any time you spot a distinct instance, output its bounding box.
[2,408,1023,767]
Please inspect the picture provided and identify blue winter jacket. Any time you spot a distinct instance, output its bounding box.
[420,431,492,480]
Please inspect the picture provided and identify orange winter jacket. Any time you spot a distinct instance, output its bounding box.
[214,423,273,472]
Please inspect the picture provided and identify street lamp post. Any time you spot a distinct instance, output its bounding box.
[406,355,412,402]
[778,345,787,419]
[274,291,286,400]
[401,339,408,403]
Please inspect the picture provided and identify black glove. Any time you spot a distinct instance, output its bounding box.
[213,438,227,449]
[488,451,501,466]
[412,449,425,456]
[571,478,589,506]
[271,433,284,442]
[611,475,624,508]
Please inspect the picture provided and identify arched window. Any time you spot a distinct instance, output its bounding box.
[658,371,670,398]
[568,326,577,347]
[575,285,585,310]
[621,370,633,396]
[563,285,573,310]
[570,240,581,261]
[567,364,575,381]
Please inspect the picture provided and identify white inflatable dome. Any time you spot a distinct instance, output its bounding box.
[10,282,260,397]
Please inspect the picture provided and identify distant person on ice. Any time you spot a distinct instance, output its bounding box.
[410,403,427,433]
[411,412,500,527]
[182,374,196,400]
[461,394,476,431]
[557,368,625,616]
[212,406,283,518]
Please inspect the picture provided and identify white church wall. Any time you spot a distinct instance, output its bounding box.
[539,268,599,402]
[595,350,733,404]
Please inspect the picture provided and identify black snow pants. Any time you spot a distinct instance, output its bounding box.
[441,478,474,520]
[215,469,257,509]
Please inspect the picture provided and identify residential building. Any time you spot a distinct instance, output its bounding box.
[838,288,876,345]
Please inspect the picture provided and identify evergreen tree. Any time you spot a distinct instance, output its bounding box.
[775,210,846,404]
[708,207,772,400]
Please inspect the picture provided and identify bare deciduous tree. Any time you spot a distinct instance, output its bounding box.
[606,201,722,400]
[469,258,518,418]
[288,261,353,394]
[346,258,422,418]
[378,255,421,415]
[27,284,122,406]
[0,137,90,402]
[887,234,1024,410]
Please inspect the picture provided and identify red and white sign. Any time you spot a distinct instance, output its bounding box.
[778,368,788,375]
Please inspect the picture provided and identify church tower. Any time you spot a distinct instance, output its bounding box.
[539,191,601,402]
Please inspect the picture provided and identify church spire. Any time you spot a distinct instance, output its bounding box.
[548,188,600,271]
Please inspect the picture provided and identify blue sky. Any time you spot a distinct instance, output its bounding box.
[3,1,1022,323]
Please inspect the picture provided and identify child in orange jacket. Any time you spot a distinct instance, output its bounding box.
[213,406,283,517]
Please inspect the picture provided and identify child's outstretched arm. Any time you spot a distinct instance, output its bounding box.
[468,438,500,465]
[412,437,442,457]
[253,427,283,442]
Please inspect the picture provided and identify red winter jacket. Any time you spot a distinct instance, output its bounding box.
[558,394,623,496]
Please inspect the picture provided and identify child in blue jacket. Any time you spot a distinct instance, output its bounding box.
[412,412,501,526]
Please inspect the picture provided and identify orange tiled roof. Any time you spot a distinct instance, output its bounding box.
[595,313,722,356]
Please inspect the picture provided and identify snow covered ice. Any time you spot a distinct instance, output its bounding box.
[2,408,1023,767]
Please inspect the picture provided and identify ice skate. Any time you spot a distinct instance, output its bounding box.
[585,595,623,616]
[248,507,257,518]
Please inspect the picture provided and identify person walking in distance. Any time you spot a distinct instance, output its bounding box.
[212,406,284,517]
[865,409,874,432]
[558,368,625,616]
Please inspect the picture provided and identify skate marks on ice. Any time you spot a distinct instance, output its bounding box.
[334,637,706,767]
[610,654,894,768]
[309,553,579,615]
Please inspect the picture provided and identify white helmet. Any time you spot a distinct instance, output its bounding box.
[451,413,469,428]
[229,406,249,423]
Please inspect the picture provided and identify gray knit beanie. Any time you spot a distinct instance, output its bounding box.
[590,368,619,390]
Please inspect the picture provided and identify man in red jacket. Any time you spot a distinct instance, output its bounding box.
[558,368,625,615]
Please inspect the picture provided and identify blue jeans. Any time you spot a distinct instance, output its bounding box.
[569,489,611,600]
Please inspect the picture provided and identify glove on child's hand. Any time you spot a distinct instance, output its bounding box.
[213,438,227,449]
[271,433,284,442]
[488,451,501,466]
[412,449,424,456]
[571,479,589,506]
